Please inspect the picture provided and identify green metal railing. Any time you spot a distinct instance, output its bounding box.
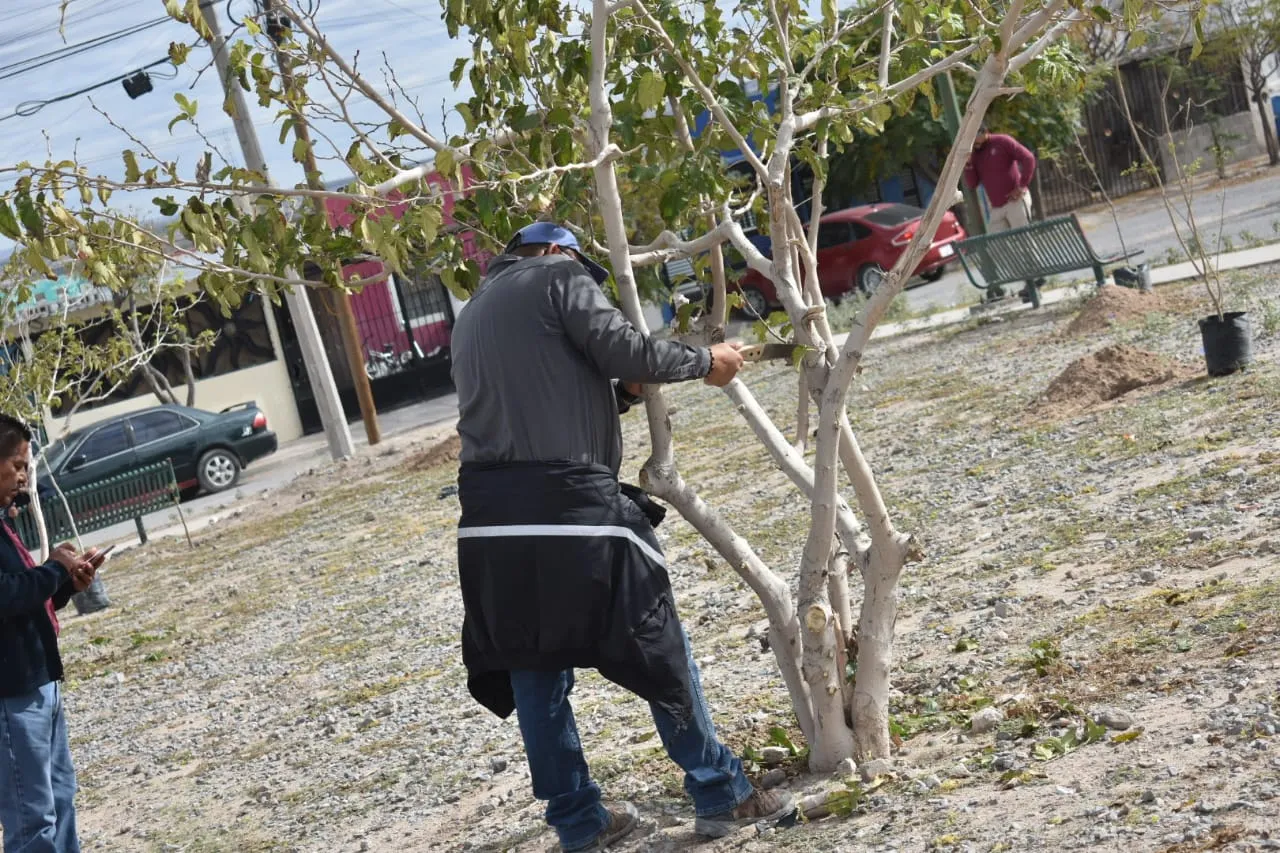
[14,460,180,549]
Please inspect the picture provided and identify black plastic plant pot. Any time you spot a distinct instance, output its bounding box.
[1198,311,1253,376]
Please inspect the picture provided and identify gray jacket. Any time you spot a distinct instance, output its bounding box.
[451,254,710,474]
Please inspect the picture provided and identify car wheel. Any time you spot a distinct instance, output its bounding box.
[921,266,945,283]
[856,264,887,295]
[197,449,241,493]
[738,285,770,318]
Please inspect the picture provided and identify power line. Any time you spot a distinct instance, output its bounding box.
[0,16,172,83]
[0,57,177,124]
[0,0,151,51]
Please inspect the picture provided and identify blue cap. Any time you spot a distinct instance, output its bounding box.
[505,221,610,285]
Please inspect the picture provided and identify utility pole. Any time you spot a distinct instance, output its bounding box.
[263,0,380,446]
[936,70,987,238]
[199,2,355,461]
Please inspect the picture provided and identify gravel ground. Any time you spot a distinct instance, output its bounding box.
[57,269,1280,853]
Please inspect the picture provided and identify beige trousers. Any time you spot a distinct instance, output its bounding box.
[987,192,1032,232]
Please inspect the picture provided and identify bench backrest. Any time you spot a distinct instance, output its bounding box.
[13,460,178,550]
[955,215,1097,286]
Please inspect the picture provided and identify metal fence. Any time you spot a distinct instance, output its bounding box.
[1036,47,1252,218]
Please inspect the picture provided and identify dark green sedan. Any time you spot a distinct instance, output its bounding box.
[38,402,278,498]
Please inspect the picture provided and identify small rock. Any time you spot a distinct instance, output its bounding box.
[859,758,894,781]
[970,706,1004,735]
[1139,790,1156,804]
[1139,568,1158,584]
[760,746,790,766]
[1094,707,1134,731]
[761,768,787,789]
[833,757,857,780]
[490,758,508,774]
[1187,528,1211,542]
[994,601,1014,619]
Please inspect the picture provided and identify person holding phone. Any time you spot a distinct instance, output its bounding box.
[0,413,106,853]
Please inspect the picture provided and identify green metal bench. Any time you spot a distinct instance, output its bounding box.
[954,214,1143,309]
[14,460,185,550]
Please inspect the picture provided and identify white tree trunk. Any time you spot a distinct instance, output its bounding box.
[587,0,818,742]
[852,553,899,760]
[27,444,49,562]
[794,371,810,452]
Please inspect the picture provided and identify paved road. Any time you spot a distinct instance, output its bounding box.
[903,168,1280,312]
[77,388,460,549]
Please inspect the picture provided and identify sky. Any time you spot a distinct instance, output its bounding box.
[0,0,475,195]
[0,0,829,265]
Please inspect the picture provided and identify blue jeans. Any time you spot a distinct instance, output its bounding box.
[0,682,80,853]
[509,634,752,851]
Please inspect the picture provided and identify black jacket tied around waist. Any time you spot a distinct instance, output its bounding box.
[456,461,693,727]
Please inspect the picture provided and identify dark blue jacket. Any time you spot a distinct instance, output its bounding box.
[0,518,75,698]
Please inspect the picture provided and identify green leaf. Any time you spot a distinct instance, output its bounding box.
[637,71,666,112]
[168,41,190,65]
[435,148,456,182]
[821,0,836,29]
[1083,718,1108,744]
[152,197,180,217]
[768,726,797,754]
[122,150,141,183]
[15,195,44,239]
[0,201,20,240]
[1111,729,1143,744]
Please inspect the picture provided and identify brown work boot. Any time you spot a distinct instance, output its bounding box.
[694,788,795,838]
[560,802,639,852]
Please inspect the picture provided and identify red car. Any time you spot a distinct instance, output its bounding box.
[734,203,967,315]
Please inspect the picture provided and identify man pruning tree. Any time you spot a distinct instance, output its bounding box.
[450,222,794,851]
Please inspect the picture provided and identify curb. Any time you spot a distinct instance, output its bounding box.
[868,239,1280,341]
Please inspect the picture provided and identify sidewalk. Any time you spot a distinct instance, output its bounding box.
[871,237,1280,339]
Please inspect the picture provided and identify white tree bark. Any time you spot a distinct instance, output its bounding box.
[586,0,820,742]
[851,548,898,760]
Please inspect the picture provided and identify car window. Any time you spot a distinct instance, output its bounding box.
[862,204,924,228]
[851,222,873,241]
[817,223,851,249]
[130,411,193,446]
[75,422,131,464]
[42,437,73,468]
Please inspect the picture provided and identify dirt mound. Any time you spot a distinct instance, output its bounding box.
[1066,285,1167,335]
[1037,345,1182,416]
[406,432,461,471]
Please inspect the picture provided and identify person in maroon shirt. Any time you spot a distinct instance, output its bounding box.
[964,125,1043,299]
[964,125,1037,231]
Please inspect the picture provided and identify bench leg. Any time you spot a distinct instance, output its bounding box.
[135,516,148,545]
[1093,264,1106,287]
